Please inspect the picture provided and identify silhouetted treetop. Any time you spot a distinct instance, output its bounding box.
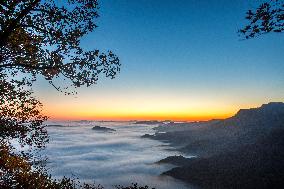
[0,0,120,94]
[0,1,120,185]
[0,72,48,150]
[0,1,154,188]
[239,0,283,39]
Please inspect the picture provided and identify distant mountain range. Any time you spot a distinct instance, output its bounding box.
[144,102,284,189]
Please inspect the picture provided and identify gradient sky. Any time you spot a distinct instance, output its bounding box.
[34,0,284,121]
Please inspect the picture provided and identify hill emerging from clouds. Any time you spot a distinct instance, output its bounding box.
[144,102,284,189]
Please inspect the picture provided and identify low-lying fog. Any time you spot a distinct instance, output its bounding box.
[44,121,196,189]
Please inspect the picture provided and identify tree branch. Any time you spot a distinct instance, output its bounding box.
[0,0,41,47]
[0,63,59,70]
[21,24,49,34]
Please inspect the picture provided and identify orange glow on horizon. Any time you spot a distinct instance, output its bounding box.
[48,115,231,122]
[44,108,235,122]
[40,92,265,122]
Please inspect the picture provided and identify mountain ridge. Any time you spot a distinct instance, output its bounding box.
[145,102,284,188]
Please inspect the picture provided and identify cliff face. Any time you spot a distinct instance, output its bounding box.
[151,102,284,189]
[163,128,284,189]
[229,102,284,126]
[148,103,284,157]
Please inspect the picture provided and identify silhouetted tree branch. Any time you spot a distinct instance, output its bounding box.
[0,0,121,93]
[239,0,283,39]
[0,0,122,188]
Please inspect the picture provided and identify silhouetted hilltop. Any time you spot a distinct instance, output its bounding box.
[47,124,65,127]
[134,120,162,125]
[145,102,284,188]
[92,126,116,132]
[229,102,284,125]
[156,155,194,166]
[163,129,284,189]
[144,102,284,155]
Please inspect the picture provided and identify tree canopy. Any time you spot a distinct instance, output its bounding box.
[0,0,120,93]
[239,0,283,39]
[0,0,121,149]
[0,0,121,188]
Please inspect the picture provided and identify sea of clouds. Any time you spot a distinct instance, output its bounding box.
[43,121,196,189]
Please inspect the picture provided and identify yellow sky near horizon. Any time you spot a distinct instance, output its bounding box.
[35,76,284,122]
[25,0,284,122]
[41,93,268,121]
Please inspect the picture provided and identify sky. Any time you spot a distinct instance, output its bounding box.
[34,0,284,121]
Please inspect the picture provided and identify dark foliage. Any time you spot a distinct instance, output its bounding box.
[239,0,283,39]
[0,0,121,160]
[0,0,124,188]
[0,0,120,94]
[0,73,48,150]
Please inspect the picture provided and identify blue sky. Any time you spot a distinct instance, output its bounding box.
[35,0,284,120]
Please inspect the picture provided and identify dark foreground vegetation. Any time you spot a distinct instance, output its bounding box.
[1,0,283,188]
